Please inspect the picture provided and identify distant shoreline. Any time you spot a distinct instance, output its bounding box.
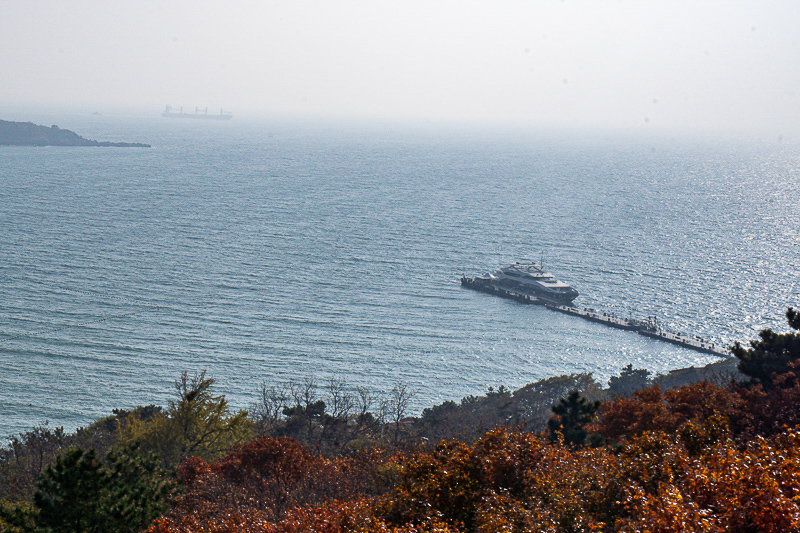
[0,119,150,147]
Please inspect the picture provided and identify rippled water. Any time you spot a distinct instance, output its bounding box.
[2,114,799,439]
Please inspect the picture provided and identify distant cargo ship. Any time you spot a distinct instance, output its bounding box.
[161,105,232,120]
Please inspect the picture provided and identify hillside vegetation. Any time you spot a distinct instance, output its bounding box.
[2,309,799,532]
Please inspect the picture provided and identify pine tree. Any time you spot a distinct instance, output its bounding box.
[732,307,800,389]
[6,445,177,533]
[33,449,108,533]
[547,390,601,446]
[104,444,176,533]
[607,364,652,397]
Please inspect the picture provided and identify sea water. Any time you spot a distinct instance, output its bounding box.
[1,113,799,439]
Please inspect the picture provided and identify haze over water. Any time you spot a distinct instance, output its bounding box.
[1,113,799,439]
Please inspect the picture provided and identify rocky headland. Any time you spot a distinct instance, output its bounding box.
[0,119,150,147]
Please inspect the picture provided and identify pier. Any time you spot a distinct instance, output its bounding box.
[461,276,731,358]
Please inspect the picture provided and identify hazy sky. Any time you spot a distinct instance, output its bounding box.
[3,0,799,135]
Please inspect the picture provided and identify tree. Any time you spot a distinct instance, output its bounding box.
[0,423,68,502]
[382,382,416,446]
[153,436,395,532]
[416,386,516,444]
[104,444,177,533]
[732,307,800,389]
[250,382,290,435]
[348,385,380,446]
[3,445,177,533]
[251,377,381,453]
[547,390,601,446]
[214,436,319,517]
[280,378,326,446]
[125,371,252,467]
[33,448,108,533]
[594,382,746,444]
[513,373,604,432]
[594,386,674,443]
[607,364,652,397]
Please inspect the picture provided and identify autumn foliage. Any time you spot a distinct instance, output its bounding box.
[593,381,747,442]
[143,422,800,533]
[142,308,800,533]
[147,436,398,533]
[7,310,800,532]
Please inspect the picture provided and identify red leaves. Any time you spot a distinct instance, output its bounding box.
[147,368,800,533]
[177,456,211,486]
[147,426,800,533]
[214,436,316,487]
[594,381,749,445]
[149,436,398,533]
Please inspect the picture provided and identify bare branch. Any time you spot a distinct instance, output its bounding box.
[325,376,355,420]
[250,381,290,434]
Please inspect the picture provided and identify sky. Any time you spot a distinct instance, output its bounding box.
[2,0,799,135]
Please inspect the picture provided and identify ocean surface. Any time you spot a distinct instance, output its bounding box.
[2,112,799,440]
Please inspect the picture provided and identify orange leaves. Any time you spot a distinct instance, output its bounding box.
[214,436,316,489]
[146,427,800,533]
[594,381,753,448]
[663,381,742,424]
[594,386,675,442]
[145,367,800,533]
[382,426,800,533]
[689,433,800,532]
[616,483,721,533]
[611,427,800,533]
[383,429,613,531]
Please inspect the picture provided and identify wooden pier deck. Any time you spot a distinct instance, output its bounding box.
[461,277,731,358]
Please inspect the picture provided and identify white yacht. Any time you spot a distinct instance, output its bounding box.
[464,261,579,304]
